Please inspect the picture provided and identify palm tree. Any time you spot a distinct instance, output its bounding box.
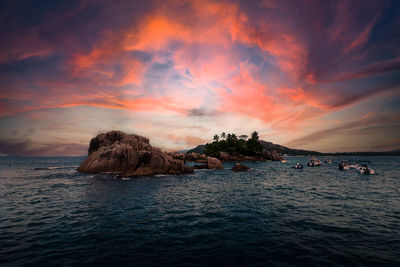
[213,134,219,142]
[221,132,226,140]
[251,131,259,140]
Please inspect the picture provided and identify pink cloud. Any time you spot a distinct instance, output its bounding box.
[0,0,398,154]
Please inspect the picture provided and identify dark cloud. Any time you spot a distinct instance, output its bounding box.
[329,82,400,110]
[130,50,153,63]
[285,113,400,149]
[328,57,400,83]
[0,0,158,63]
[298,0,397,84]
[186,108,217,117]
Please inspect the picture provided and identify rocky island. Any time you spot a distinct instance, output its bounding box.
[78,130,281,177]
[78,131,196,177]
[171,131,281,163]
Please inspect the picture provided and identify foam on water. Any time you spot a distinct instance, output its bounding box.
[34,166,79,170]
[0,156,399,266]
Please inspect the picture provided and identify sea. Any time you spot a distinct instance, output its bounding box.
[1,156,399,266]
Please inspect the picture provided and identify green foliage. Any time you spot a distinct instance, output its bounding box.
[204,131,264,157]
[221,132,226,139]
[239,135,248,140]
[213,135,219,142]
[251,131,259,140]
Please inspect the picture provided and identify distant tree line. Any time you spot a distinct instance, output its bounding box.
[204,131,264,157]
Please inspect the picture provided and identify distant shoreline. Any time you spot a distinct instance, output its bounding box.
[185,140,400,157]
[286,154,400,157]
[1,154,400,158]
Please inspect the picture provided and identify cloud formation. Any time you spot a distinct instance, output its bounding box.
[0,0,399,155]
[285,113,400,151]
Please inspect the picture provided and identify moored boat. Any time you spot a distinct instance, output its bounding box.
[307,157,321,166]
[293,162,303,169]
[358,165,375,175]
[349,162,359,168]
[338,161,350,170]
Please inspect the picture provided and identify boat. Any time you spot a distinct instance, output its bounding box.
[280,159,287,163]
[338,161,350,170]
[349,162,359,168]
[358,165,375,175]
[307,157,321,166]
[293,162,303,169]
[324,159,333,164]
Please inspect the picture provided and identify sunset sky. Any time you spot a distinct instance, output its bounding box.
[0,0,399,156]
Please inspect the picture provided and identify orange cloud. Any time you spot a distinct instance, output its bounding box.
[1,0,398,155]
[165,134,208,150]
[43,0,312,129]
[278,88,329,110]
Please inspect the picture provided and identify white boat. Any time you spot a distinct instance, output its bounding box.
[349,162,359,169]
[307,157,321,166]
[293,162,303,169]
[358,165,374,175]
[338,161,350,170]
[280,159,287,163]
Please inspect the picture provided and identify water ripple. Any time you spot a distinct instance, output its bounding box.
[1,156,400,265]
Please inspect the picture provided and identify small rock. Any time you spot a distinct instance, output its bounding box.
[184,165,194,173]
[207,157,224,169]
[231,163,250,172]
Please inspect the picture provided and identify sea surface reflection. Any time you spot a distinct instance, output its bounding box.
[1,156,399,265]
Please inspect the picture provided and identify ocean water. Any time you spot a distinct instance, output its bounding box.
[1,156,400,266]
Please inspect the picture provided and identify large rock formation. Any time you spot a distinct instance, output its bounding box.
[170,153,186,161]
[78,131,193,177]
[262,150,281,161]
[170,152,209,163]
[186,152,207,162]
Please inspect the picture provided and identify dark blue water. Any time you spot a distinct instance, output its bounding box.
[1,156,400,266]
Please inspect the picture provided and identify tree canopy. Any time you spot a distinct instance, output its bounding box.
[204,131,264,157]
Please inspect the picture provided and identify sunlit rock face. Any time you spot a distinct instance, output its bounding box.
[78,131,192,177]
[207,157,223,169]
[262,150,281,161]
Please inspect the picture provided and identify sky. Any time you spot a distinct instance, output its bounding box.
[0,0,399,156]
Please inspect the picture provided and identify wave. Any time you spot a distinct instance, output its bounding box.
[34,166,78,170]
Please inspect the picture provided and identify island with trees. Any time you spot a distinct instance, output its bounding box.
[185,131,281,162]
[205,131,263,156]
